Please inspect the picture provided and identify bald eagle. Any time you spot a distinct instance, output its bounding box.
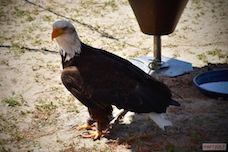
[52,20,180,140]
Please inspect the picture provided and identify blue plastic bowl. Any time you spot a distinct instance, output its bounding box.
[193,69,228,100]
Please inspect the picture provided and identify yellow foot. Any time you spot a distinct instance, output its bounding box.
[76,124,97,131]
[82,130,109,140]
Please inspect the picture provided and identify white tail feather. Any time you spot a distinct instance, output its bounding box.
[148,113,172,130]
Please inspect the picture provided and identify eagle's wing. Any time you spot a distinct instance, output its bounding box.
[61,58,138,109]
[61,66,98,108]
[95,47,172,98]
[62,49,171,113]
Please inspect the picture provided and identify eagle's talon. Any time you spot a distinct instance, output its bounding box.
[76,124,97,131]
[82,130,109,140]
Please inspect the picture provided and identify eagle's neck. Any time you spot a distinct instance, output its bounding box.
[57,34,81,62]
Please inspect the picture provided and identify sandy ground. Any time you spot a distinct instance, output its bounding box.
[0,0,227,151]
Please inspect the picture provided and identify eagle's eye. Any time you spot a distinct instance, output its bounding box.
[62,27,67,31]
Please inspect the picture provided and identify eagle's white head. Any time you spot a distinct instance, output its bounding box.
[52,20,81,61]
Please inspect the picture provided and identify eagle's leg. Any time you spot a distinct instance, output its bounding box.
[76,119,97,131]
[81,106,112,140]
[82,122,109,140]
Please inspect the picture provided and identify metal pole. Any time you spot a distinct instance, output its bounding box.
[154,35,161,62]
[149,35,168,70]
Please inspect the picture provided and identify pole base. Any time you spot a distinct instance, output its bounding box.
[148,59,169,70]
[129,55,193,77]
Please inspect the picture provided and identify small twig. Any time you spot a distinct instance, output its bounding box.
[0,45,58,54]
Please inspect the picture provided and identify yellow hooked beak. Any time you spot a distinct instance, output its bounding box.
[52,28,65,40]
